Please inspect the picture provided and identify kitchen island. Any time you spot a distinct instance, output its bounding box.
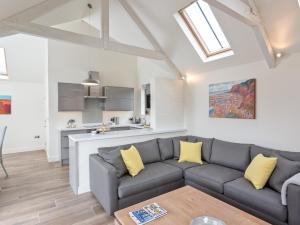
[68,127,186,195]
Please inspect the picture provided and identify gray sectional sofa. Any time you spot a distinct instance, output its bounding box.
[89,136,300,225]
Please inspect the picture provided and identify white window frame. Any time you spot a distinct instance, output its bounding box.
[0,48,8,80]
[175,0,234,62]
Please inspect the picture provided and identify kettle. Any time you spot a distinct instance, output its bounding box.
[110,117,120,125]
[67,119,76,128]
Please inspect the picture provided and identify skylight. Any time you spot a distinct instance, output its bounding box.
[0,48,8,80]
[176,0,234,62]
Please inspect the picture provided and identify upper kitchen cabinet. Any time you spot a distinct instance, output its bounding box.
[58,83,84,112]
[103,86,134,111]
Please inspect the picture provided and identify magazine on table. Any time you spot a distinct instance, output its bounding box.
[129,203,167,225]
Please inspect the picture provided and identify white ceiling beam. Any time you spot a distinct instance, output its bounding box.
[248,0,275,68]
[253,25,276,68]
[118,0,182,77]
[101,0,110,47]
[6,0,73,23]
[203,0,276,68]
[106,41,166,59]
[3,21,165,60]
[203,0,260,26]
[0,0,182,69]
[3,22,103,49]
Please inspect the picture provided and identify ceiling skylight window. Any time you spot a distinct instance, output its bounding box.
[176,0,234,62]
[0,48,8,80]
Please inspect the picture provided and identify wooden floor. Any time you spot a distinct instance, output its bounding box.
[0,150,114,225]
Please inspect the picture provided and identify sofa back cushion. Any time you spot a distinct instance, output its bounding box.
[157,138,174,160]
[251,145,300,192]
[187,136,213,162]
[173,136,188,159]
[268,154,300,192]
[210,139,251,171]
[251,145,300,161]
[133,139,161,164]
[98,146,129,178]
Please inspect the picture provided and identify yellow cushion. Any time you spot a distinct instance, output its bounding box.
[178,141,203,164]
[121,146,144,177]
[244,154,277,189]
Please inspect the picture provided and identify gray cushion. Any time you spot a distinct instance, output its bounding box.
[210,139,251,171]
[251,145,300,161]
[188,136,213,162]
[269,154,300,192]
[184,164,243,193]
[173,136,188,159]
[224,178,287,222]
[133,139,161,164]
[98,147,128,178]
[157,138,174,160]
[118,162,183,198]
[163,159,203,170]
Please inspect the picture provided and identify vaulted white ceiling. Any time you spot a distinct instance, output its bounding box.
[0,0,299,74]
[255,0,300,54]
[0,0,45,21]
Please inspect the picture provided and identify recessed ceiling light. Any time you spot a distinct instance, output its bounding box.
[276,52,283,59]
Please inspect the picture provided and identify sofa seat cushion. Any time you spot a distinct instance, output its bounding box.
[118,162,183,198]
[184,164,243,193]
[163,159,204,170]
[224,178,287,222]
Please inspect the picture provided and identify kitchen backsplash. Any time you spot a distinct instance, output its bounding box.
[82,99,104,124]
[102,111,134,124]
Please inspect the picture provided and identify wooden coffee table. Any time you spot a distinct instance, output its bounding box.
[114,186,270,225]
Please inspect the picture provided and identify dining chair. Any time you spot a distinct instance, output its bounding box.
[0,126,8,177]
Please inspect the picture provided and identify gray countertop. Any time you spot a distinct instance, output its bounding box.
[68,128,187,142]
[57,123,144,131]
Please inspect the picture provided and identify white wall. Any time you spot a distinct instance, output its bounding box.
[151,78,184,130]
[47,39,139,161]
[0,34,47,154]
[137,58,175,85]
[137,58,185,130]
[185,53,300,152]
[137,58,184,128]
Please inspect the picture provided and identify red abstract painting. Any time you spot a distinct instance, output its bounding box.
[0,95,11,115]
[209,79,256,119]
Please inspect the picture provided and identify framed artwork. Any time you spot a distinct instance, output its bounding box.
[0,95,11,115]
[209,79,256,119]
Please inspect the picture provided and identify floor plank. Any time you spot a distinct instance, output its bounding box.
[0,150,114,225]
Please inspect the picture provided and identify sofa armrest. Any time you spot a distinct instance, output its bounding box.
[89,154,118,215]
[287,184,300,225]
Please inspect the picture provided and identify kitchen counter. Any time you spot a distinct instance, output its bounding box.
[58,124,146,165]
[69,128,185,142]
[57,123,144,132]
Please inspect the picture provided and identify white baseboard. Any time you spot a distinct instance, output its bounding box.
[47,156,60,162]
[3,146,45,154]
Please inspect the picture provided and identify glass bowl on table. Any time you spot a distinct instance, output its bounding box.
[190,216,226,225]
